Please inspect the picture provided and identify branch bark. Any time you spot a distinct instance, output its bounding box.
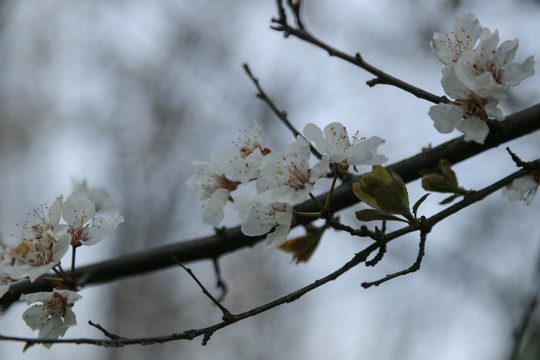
[2,103,540,310]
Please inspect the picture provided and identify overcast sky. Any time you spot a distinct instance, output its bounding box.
[1,1,539,359]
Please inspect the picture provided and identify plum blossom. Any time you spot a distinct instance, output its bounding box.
[503,173,539,205]
[63,191,124,247]
[21,289,81,347]
[429,64,504,144]
[18,196,64,242]
[456,28,534,95]
[430,13,483,64]
[240,201,294,247]
[303,122,387,169]
[5,197,71,282]
[186,152,241,227]
[71,179,121,211]
[430,13,534,143]
[215,123,271,184]
[257,136,330,205]
[5,229,71,282]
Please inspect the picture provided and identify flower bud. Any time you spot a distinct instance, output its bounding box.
[421,159,469,196]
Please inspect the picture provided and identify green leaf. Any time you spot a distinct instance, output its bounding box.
[352,182,379,209]
[413,193,430,218]
[440,194,460,205]
[355,209,408,223]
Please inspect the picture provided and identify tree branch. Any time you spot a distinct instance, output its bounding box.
[2,159,536,348]
[2,103,540,311]
[242,62,323,159]
[270,18,448,104]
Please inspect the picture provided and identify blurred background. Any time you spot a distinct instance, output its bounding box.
[0,0,539,359]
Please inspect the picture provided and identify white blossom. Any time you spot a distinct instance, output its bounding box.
[63,191,124,247]
[21,289,81,347]
[18,196,64,242]
[456,29,534,94]
[5,229,71,282]
[186,155,240,227]
[430,13,483,64]
[5,197,71,282]
[303,122,387,169]
[429,64,504,144]
[240,201,294,247]
[71,179,121,211]
[214,123,271,184]
[257,136,329,205]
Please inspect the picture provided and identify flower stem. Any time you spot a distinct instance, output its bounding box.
[294,210,323,218]
[71,247,77,279]
[324,169,339,209]
[309,192,325,209]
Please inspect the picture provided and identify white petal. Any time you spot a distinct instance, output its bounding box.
[303,123,327,152]
[63,191,96,227]
[202,188,229,227]
[83,213,124,246]
[266,225,291,248]
[48,196,64,227]
[456,118,490,144]
[241,203,275,236]
[429,103,463,134]
[502,56,535,86]
[350,136,388,165]
[23,305,49,330]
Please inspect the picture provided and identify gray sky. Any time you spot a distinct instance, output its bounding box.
[0,1,539,359]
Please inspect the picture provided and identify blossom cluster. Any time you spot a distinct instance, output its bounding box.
[0,183,123,346]
[187,122,387,247]
[429,13,534,143]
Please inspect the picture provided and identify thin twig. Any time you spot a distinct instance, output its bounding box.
[286,0,304,29]
[1,164,537,348]
[506,147,536,170]
[88,321,125,340]
[173,257,235,322]
[212,258,228,302]
[242,63,323,159]
[365,243,386,267]
[3,104,540,312]
[362,230,427,288]
[270,20,447,104]
[274,0,287,27]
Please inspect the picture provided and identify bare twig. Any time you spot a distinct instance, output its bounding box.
[506,147,537,170]
[212,258,228,302]
[173,257,235,322]
[362,230,427,288]
[1,162,538,348]
[270,18,448,104]
[274,0,287,27]
[88,321,125,340]
[286,0,304,29]
[242,63,323,159]
[2,104,540,312]
[0,241,382,348]
[365,243,387,267]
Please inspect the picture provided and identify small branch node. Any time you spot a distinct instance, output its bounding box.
[365,244,386,267]
[362,231,427,288]
[506,147,527,168]
[88,320,124,340]
[366,77,385,87]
